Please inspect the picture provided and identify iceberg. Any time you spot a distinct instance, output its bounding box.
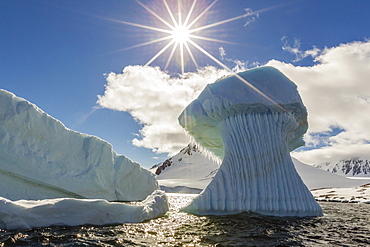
[178,66,323,217]
[0,89,158,201]
[0,190,168,230]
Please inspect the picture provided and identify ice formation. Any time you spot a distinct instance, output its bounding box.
[178,66,323,217]
[0,89,159,201]
[0,190,168,230]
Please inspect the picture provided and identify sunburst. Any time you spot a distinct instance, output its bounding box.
[103,0,264,74]
[102,0,286,107]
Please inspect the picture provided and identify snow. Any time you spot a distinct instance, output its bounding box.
[151,144,219,193]
[0,89,159,201]
[311,184,370,203]
[178,67,322,217]
[292,158,370,189]
[0,190,169,230]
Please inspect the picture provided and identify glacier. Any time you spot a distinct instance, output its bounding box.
[0,89,159,202]
[0,190,168,230]
[178,66,323,217]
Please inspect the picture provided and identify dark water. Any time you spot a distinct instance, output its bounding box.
[1,194,369,246]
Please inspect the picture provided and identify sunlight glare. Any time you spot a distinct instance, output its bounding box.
[112,0,253,74]
[171,25,190,44]
[103,0,284,76]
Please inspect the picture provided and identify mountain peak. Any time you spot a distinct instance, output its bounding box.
[151,144,200,175]
[314,157,370,177]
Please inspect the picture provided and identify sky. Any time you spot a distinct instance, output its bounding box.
[1,0,370,168]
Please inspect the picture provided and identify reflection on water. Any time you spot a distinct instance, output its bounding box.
[1,193,369,246]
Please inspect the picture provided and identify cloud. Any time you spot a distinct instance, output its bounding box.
[218,46,260,72]
[267,40,370,164]
[243,8,259,27]
[219,46,226,60]
[281,36,321,62]
[97,65,230,155]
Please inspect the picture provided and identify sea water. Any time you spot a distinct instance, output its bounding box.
[1,193,369,246]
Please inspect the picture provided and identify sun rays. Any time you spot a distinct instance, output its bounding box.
[100,0,285,107]
[103,0,263,74]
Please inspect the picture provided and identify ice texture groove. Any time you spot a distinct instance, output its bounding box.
[0,89,159,201]
[179,66,323,216]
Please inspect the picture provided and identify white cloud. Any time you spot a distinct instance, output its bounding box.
[218,46,257,72]
[219,46,226,60]
[281,36,321,62]
[267,40,370,164]
[97,65,230,155]
[243,8,259,27]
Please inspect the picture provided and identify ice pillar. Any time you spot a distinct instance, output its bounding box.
[181,112,323,216]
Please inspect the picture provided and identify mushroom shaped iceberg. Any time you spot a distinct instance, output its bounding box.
[178,66,323,217]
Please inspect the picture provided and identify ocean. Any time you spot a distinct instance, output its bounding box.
[1,193,369,246]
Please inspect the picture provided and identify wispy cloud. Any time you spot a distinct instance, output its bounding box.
[243,8,259,27]
[281,36,321,62]
[219,46,226,60]
[218,46,259,72]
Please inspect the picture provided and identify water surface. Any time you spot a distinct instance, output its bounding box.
[1,194,369,246]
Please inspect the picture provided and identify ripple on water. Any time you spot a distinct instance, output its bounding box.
[1,193,369,246]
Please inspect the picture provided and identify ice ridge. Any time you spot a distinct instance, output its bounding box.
[0,89,158,201]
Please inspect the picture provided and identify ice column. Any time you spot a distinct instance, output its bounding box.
[179,66,323,217]
[182,111,322,216]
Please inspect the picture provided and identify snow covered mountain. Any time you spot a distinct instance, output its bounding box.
[313,158,370,177]
[0,89,159,201]
[151,144,219,193]
[153,144,370,192]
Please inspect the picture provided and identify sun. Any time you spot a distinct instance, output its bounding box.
[103,0,281,76]
[103,0,259,74]
[171,25,190,44]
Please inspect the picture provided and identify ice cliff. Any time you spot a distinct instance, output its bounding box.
[0,89,159,201]
[178,66,323,217]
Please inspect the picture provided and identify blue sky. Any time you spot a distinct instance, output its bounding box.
[1,0,370,168]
